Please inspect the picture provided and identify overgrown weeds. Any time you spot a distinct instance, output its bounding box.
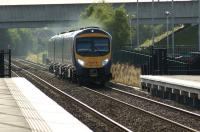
[111,63,141,87]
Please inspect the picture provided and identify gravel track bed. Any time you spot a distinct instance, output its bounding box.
[13,61,192,132]
[11,72,18,77]
[27,71,188,132]
[16,59,200,114]
[108,83,200,114]
[14,67,112,132]
[93,87,200,131]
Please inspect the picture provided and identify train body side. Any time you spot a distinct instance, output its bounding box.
[48,34,74,65]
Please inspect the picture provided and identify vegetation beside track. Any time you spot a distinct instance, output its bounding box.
[156,24,198,49]
[25,52,45,64]
[136,24,198,55]
[24,55,142,88]
[138,25,183,49]
[111,63,141,87]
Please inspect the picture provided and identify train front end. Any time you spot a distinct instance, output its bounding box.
[74,28,112,84]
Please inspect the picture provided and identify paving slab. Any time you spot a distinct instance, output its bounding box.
[0,77,92,132]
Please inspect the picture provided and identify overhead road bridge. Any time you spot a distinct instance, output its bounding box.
[0,1,199,28]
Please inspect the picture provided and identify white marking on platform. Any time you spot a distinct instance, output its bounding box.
[7,77,92,132]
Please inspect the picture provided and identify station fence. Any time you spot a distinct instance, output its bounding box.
[113,45,200,75]
[0,49,11,77]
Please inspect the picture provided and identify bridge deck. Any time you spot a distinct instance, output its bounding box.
[0,77,91,132]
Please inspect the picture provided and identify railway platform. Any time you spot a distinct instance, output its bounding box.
[0,77,92,132]
[140,75,200,108]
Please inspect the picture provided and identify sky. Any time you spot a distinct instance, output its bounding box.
[0,0,193,5]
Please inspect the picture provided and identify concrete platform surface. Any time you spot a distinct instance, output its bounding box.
[0,77,92,132]
[141,75,200,90]
[164,75,200,83]
[140,75,200,99]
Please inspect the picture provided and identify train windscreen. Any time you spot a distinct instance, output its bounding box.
[76,37,110,56]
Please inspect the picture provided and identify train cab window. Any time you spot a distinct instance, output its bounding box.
[76,41,92,52]
[94,39,109,52]
[76,37,110,56]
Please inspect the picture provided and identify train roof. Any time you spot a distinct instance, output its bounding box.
[49,27,111,41]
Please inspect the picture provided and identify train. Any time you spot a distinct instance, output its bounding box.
[47,27,112,85]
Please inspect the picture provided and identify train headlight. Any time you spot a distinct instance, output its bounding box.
[77,59,85,66]
[102,58,109,66]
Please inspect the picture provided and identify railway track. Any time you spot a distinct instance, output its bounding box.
[12,63,132,132]
[12,59,200,132]
[93,86,200,131]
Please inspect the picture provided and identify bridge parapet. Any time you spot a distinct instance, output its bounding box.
[0,1,198,28]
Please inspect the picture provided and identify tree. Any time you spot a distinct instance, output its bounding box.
[110,6,131,50]
[6,28,54,56]
[7,29,34,56]
[0,29,11,50]
[81,3,131,51]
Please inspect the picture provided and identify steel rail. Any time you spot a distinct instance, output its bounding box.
[108,85,200,118]
[82,86,199,132]
[14,58,48,69]
[14,59,200,117]
[12,63,132,132]
[11,70,19,77]
[13,59,200,131]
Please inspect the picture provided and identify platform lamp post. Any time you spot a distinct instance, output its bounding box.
[136,0,139,47]
[171,0,175,58]
[127,14,134,49]
[165,11,171,54]
[199,0,200,51]
[151,0,155,48]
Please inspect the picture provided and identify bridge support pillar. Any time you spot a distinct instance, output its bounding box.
[199,0,200,51]
[141,82,147,90]
[157,86,165,99]
[152,85,158,97]
[190,93,199,108]
[147,83,151,93]
[180,91,189,104]
[164,87,171,99]
[199,24,200,51]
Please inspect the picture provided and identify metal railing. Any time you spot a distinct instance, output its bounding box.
[113,46,200,75]
[0,49,11,77]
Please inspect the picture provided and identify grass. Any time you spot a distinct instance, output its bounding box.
[110,25,198,87]
[26,52,46,64]
[134,24,199,56]
[138,25,184,49]
[111,63,141,87]
[26,52,141,87]
[156,25,198,48]
[152,24,198,55]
